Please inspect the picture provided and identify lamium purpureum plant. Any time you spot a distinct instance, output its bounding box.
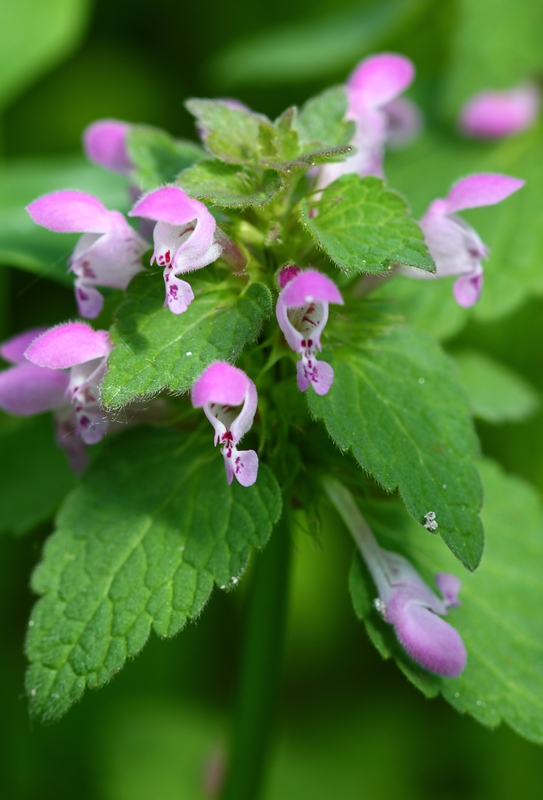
[3,49,543,799]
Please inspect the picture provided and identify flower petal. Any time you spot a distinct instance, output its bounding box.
[225,448,259,487]
[453,271,484,307]
[26,323,111,369]
[280,270,344,308]
[1,328,48,364]
[445,174,525,214]
[74,280,105,319]
[130,186,207,227]
[347,53,415,109]
[192,362,250,408]
[27,191,114,234]
[0,363,69,415]
[459,84,540,139]
[163,274,195,314]
[392,601,467,678]
[83,119,133,174]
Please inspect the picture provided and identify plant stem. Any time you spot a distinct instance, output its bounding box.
[220,512,291,800]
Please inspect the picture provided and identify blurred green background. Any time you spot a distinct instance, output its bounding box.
[2,0,543,797]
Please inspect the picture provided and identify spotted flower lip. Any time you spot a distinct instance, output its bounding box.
[83,119,134,174]
[398,173,525,307]
[192,362,258,487]
[25,322,113,448]
[276,269,343,396]
[459,84,540,139]
[0,323,112,471]
[26,190,148,319]
[317,53,415,187]
[129,186,223,315]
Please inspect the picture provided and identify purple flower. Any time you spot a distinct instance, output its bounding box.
[459,84,540,139]
[317,53,415,188]
[83,119,133,174]
[276,268,343,396]
[324,478,466,677]
[192,362,259,487]
[399,174,525,306]
[129,186,223,315]
[0,323,112,471]
[26,191,148,319]
[373,550,466,678]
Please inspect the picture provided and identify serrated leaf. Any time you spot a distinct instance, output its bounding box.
[185,99,277,166]
[309,325,483,569]
[126,126,205,192]
[300,175,434,276]
[453,350,540,424]
[0,413,75,536]
[178,160,284,208]
[26,427,282,721]
[296,86,354,152]
[0,156,128,283]
[350,458,543,743]
[101,272,271,409]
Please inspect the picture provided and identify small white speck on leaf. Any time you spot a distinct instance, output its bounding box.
[418,377,425,384]
[374,598,386,618]
[423,511,438,532]
[443,484,447,489]
[31,689,36,697]
[28,620,34,627]
[454,692,460,699]
[186,351,192,356]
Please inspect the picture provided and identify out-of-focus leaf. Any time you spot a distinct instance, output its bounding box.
[206,0,429,87]
[0,0,91,110]
[453,350,540,424]
[0,156,128,284]
[0,413,75,536]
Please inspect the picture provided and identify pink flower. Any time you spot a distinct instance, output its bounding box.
[459,84,540,139]
[26,191,148,318]
[192,362,259,487]
[129,186,223,314]
[83,119,133,174]
[399,174,525,307]
[317,53,415,188]
[0,323,112,471]
[276,268,343,395]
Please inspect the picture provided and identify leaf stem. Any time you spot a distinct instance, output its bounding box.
[220,511,291,800]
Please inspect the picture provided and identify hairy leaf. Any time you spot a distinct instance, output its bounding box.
[101,272,271,409]
[309,325,483,569]
[126,126,205,191]
[300,175,434,276]
[178,160,284,207]
[26,427,282,721]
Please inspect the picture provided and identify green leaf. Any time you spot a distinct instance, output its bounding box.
[0,414,75,536]
[126,126,205,192]
[349,458,543,743]
[26,427,282,721]
[101,272,271,409]
[296,86,355,153]
[453,350,540,424]
[300,175,434,276]
[206,0,429,87]
[309,324,483,569]
[185,99,277,166]
[0,0,90,110]
[0,156,128,283]
[445,0,543,114]
[178,160,284,208]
